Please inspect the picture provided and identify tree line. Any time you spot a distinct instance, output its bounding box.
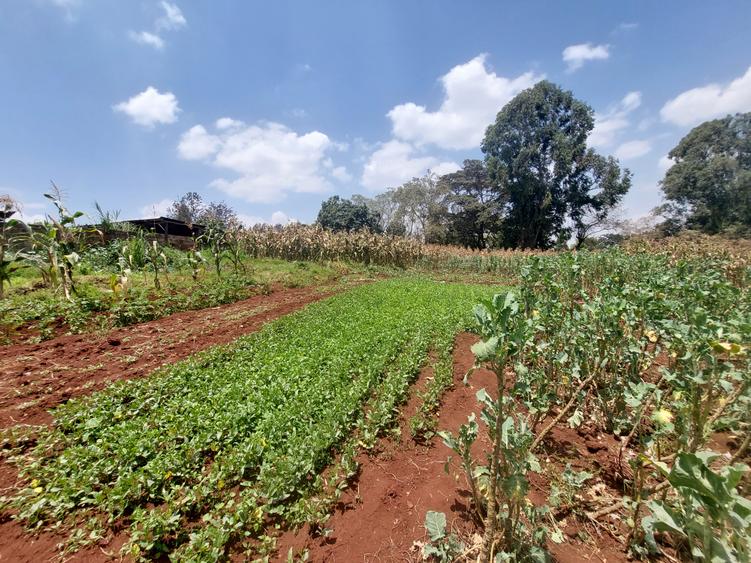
[317,81,751,249]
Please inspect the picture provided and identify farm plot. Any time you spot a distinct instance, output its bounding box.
[281,247,751,562]
[428,249,751,561]
[1,279,497,560]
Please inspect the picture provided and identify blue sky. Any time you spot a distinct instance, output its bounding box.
[2,1,750,226]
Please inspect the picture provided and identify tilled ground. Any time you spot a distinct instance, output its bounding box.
[0,283,350,563]
[0,284,341,429]
[274,333,630,563]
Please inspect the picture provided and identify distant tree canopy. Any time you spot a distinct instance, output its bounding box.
[167,192,239,229]
[659,112,751,236]
[352,172,450,242]
[439,160,503,249]
[482,81,631,249]
[324,82,632,249]
[315,195,381,233]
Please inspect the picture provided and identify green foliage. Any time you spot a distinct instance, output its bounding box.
[438,159,503,250]
[482,80,630,249]
[422,511,464,561]
[29,187,90,299]
[315,195,382,233]
[641,453,750,561]
[5,280,494,560]
[0,195,28,299]
[660,112,751,236]
[437,246,749,562]
[197,223,228,277]
[442,291,550,561]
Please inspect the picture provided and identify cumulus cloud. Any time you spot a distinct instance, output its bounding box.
[562,43,610,72]
[156,1,187,30]
[139,198,173,218]
[660,65,751,126]
[614,139,652,160]
[361,140,459,191]
[238,211,295,226]
[178,120,347,203]
[387,55,541,150]
[114,87,180,128]
[589,91,642,148]
[128,30,164,50]
[215,117,244,131]
[331,166,352,183]
[177,125,221,159]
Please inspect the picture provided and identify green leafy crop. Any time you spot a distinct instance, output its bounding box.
[5,279,495,561]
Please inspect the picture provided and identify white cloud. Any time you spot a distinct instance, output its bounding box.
[177,125,221,159]
[139,198,173,218]
[361,140,459,191]
[562,43,610,72]
[128,30,165,50]
[156,1,186,31]
[178,120,346,203]
[589,91,642,148]
[114,87,180,128]
[660,65,751,126]
[387,55,542,150]
[11,200,48,224]
[331,166,352,183]
[238,211,294,226]
[658,155,675,173]
[215,117,244,130]
[270,211,291,224]
[614,139,652,160]
[130,1,185,50]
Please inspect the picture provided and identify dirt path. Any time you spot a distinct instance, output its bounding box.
[274,333,628,562]
[0,283,340,429]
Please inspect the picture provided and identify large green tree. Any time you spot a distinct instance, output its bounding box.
[439,159,503,249]
[482,81,630,249]
[660,112,751,235]
[316,195,381,232]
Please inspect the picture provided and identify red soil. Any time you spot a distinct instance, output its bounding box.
[0,284,337,429]
[0,284,340,563]
[274,333,630,562]
[1,324,640,562]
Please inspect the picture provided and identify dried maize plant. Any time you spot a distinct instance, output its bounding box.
[239,224,424,267]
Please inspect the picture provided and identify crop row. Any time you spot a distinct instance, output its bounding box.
[2,279,496,560]
[435,247,750,561]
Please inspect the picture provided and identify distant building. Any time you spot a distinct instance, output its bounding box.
[126,217,206,238]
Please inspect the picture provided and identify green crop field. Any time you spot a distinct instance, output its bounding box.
[4,279,499,560]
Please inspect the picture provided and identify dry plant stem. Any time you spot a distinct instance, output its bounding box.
[706,383,747,429]
[729,432,750,464]
[587,480,670,521]
[660,382,747,463]
[618,375,664,472]
[480,359,505,563]
[530,372,596,452]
